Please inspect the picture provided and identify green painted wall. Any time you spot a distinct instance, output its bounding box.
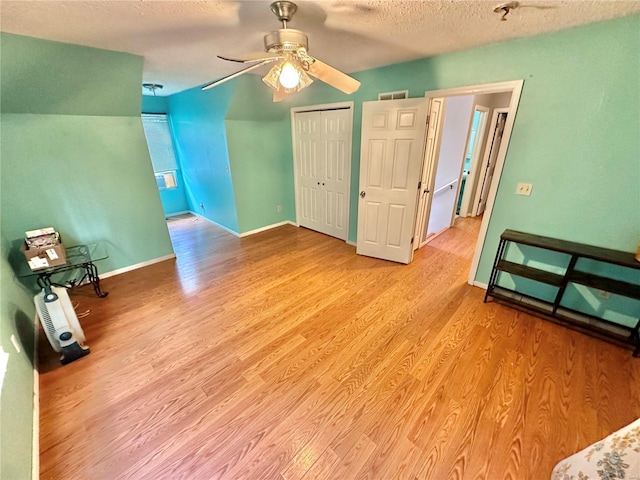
[278,15,639,282]
[226,76,290,121]
[1,33,174,275]
[0,239,36,479]
[167,15,639,264]
[225,76,295,233]
[1,33,141,116]
[226,119,295,233]
[0,34,175,477]
[1,114,173,271]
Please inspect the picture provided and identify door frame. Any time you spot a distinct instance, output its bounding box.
[458,105,490,218]
[290,101,354,241]
[423,80,524,286]
[472,108,509,217]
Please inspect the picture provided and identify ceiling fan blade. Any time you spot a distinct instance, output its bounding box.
[273,89,290,103]
[307,58,361,94]
[202,59,276,91]
[218,52,282,63]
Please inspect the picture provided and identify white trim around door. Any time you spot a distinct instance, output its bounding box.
[423,80,524,286]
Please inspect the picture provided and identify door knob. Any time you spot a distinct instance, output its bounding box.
[360,191,366,198]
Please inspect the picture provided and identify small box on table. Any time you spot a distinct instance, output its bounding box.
[20,227,67,271]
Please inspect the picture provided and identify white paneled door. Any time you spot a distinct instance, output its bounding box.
[294,108,352,240]
[295,111,322,233]
[415,97,445,248]
[357,98,428,264]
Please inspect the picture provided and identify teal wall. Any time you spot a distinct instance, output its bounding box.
[277,15,639,279]
[1,113,173,269]
[1,35,141,116]
[157,177,190,217]
[0,15,637,478]
[0,240,36,479]
[496,244,640,325]
[1,33,174,274]
[226,119,295,232]
[0,34,175,477]
[167,75,296,233]
[141,95,169,114]
[166,15,639,267]
[168,82,240,231]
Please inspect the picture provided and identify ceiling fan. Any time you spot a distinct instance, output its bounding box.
[201,1,361,102]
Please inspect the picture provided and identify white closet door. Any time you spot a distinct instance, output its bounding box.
[294,108,352,241]
[321,109,350,240]
[295,111,323,233]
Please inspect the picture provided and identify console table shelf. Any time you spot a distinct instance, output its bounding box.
[496,260,565,286]
[485,230,640,356]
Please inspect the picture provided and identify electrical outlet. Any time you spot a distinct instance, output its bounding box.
[277,205,282,213]
[516,182,533,196]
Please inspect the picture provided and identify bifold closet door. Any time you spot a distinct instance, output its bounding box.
[294,109,351,240]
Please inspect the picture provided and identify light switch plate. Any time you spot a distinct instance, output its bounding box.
[516,182,533,196]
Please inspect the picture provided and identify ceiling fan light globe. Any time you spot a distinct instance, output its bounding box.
[262,63,283,90]
[279,62,300,89]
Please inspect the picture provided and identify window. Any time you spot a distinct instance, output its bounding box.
[141,114,179,190]
[155,171,177,190]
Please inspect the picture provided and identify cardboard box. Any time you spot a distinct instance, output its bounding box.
[20,231,67,271]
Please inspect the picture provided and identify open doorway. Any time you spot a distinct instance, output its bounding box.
[413,81,523,285]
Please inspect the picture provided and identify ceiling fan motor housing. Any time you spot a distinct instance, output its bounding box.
[264,29,309,53]
[270,1,297,23]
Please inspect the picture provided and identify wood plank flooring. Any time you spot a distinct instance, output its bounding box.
[38,215,640,479]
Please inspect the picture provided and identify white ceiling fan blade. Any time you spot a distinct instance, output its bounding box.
[218,52,283,63]
[307,58,361,94]
[202,59,276,91]
[273,89,290,103]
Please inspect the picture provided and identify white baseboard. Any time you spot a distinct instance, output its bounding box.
[32,315,39,480]
[99,253,176,279]
[239,221,297,238]
[346,240,356,246]
[190,212,241,237]
[191,212,297,238]
[472,280,488,290]
[165,210,190,218]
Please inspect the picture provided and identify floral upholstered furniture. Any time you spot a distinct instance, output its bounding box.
[552,418,640,480]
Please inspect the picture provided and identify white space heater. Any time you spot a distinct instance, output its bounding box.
[34,285,90,364]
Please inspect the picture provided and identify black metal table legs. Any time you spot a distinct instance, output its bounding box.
[36,261,108,298]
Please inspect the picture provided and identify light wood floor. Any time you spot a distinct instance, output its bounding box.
[39,216,640,479]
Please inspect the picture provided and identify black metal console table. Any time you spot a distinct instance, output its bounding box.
[18,241,109,297]
[485,230,640,356]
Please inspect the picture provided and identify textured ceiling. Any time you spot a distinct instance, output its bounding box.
[2,0,639,96]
